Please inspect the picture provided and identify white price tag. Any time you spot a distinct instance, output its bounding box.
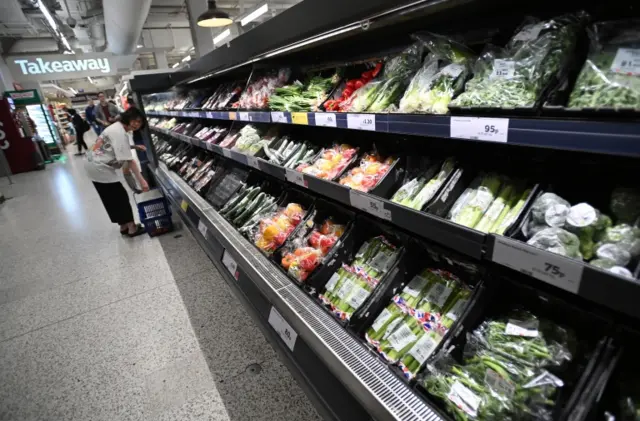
[268,307,297,352]
[239,112,250,121]
[206,111,215,119]
[611,48,640,76]
[490,59,516,80]
[315,112,337,127]
[491,236,583,294]
[221,249,239,280]
[347,113,376,131]
[246,155,260,169]
[270,111,288,123]
[285,168,307,187]
[197,219,208,238]
[349,190,391,221]
[450,116,509,143]
[222,148,232,158]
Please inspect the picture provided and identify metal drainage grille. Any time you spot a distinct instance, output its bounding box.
[279,286,441,421]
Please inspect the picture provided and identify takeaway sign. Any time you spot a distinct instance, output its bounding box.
[6,53,138,82]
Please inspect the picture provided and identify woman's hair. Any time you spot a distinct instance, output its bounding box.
[120,107,144,125]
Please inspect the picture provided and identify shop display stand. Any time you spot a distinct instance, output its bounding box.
[153,162,441,421]
[133,0,640,419]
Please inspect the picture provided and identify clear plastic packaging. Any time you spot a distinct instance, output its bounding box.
[568,20,640,110]
[452,15,582,109]
[251,203,306,255]
[297,144,358,180]
[526,227,583,259]
[338,152,396,192]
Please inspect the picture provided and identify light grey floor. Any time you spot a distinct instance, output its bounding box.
[0,155,322,421]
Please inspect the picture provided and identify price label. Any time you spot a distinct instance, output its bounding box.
[206,111,215,119]
[315,112,337,127]
[180,200,189,212]
[239,112,250,121]
[291,112,309,125]
[491,236,583,294]
[228,111,237,120]
[221,249,239,280]
[611,48,640,76]
[347,113,376,131]
[197,219,208,238]
[246,155,260,169]
[450,117,509,143]
[270,111,288,123]
[285,168,307,187]
[268,307,297,352]
[490,59,516,80]
[222,148,232,158]
[349,190,391,221]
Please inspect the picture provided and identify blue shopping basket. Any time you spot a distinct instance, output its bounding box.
[134,189,173,237]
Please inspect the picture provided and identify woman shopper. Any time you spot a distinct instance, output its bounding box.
[67,108,89,155]
[85,107,149,237]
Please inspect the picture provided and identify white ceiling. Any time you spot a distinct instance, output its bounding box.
[1,0,301,69]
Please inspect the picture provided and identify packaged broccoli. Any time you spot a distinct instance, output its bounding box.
[451,14,582,109]
[527,227,583,259]
[564,203,612,260]
[568,20,640,110]
[530,192,571,227]
[610,188,640,224]
[596,223,640,257]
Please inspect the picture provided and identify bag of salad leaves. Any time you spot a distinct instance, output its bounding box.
[568,20,640,110]
[399,32,475,114]
[452,14,583,109]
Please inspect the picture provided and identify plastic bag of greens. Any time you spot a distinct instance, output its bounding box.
[568,20,640,110]
[527,227,583,259]
[452,14,582,109]
[595,223,640,257]
[399,33,475,114]
[529,192,571,229]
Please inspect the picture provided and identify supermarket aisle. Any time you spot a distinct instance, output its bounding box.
[0,155,321,421]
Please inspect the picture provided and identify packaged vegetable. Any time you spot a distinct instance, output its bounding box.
[399,33,475,114]
[252,203,306,255]
[529,192,571,228]
[280,216,346,282]
[423,311,572,421]
[319,236,400,321]
[339,152,396,192]
[237,68,291,110]
[450,174,503,228]
[568,20,640,110]
[392,158,456,210]
[297,144,358,180]
[492,188,532,235]
[610,187,640,224]
[563,203,612,260]
[526,227,582,259]
[269,74,337,112]
[452,15,582,109]
[475,183,516,233]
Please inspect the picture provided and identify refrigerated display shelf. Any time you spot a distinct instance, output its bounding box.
[153,162,445,421]
[151,126,640,321]
[146,110,640,158]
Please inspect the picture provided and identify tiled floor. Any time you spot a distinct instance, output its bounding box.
[0,155,322,421]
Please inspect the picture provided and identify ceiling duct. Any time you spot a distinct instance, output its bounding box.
[103,0,153,54]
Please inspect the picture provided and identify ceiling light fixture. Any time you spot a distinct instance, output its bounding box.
[172,63,180,68]
[240,3,268,26]
[181,55,192,62]
[69,87,78,94]
[137,44,143,48]
[37,0,58,30]
[197,1,233,27]
[213,29,231,44]
[87,77,95,84]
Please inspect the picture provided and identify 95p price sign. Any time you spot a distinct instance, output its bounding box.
[491,236,583,294]
[450,117,509,143]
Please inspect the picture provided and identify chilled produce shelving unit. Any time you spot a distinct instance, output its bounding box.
[132,1,640,420]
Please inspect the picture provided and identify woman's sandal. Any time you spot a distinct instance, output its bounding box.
[126,224,146,237]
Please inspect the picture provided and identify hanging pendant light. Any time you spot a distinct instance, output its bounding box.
[197,1,233,27]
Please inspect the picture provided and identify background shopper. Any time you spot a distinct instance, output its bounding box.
[85,98,101,135]
[85,107,149,237]
[66,108,90,155]
[94,92,120,131]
